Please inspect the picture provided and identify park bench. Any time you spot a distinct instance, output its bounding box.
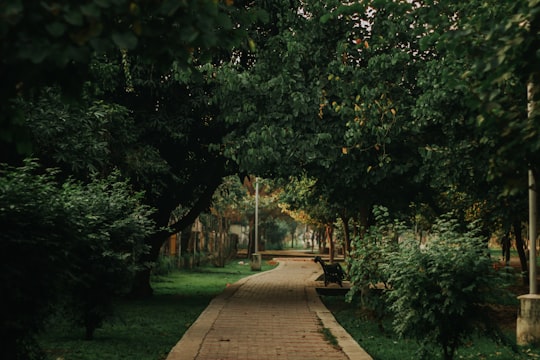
[313,256,345,287]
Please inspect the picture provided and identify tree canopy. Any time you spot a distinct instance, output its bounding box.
[2,0,540,357]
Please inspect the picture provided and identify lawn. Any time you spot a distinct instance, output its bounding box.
[38,260,277,360]
[36,253,540,360]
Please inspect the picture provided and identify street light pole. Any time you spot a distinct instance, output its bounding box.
[251,177,261,271]
[517,75,540,345]
[528,78,538,294]
[255,177,259,254]
[529,169,537,294]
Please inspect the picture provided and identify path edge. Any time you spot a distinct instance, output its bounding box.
[165,261,285,360]
[307,271,373,360]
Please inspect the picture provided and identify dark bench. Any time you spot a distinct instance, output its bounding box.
[313,256,345,287]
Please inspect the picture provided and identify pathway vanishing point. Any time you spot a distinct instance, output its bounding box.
[166,258,372,360]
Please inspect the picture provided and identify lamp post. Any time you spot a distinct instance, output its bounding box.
[529,169,537,294]
[517,76,540,345]
[255,177,259,254]
[251,177,261,271]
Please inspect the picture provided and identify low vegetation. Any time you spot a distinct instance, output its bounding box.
[323,295,540,360]
[340,207,540,360]
[38,260,276,360]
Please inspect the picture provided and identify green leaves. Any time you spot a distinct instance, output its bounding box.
[0,160,155,356]
[385,216,512,358]
[348,210,514,359]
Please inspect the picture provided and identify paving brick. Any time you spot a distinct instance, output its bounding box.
[166,258,372,360]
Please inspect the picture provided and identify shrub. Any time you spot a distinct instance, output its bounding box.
[0,161,155,358]
[347,206,404,325]
[383,215,514,360]
[0,161,70,360]
[60,173,154,340]
[152,255,178,276]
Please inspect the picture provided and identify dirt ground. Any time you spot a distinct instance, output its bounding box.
[493,257,535,331]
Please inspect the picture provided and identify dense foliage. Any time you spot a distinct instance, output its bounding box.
[214,0,539,256]
[0,161,154,359]
[2,0,540,357]
[347,208,514,360]
[2,0,268,302]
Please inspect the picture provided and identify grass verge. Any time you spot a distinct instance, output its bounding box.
[321,295,540,360]
[39,260,277,360]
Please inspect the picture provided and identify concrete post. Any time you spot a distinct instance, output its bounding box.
[250,253,261,271]
[517,294,540,346]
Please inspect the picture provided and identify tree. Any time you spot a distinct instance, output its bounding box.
[411,0,534,275]
[216,0,429,244]
[1,0,259,160]
[204,175,248,267]
[4,2,268,298]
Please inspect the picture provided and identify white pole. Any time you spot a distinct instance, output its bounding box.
[528,79,538,294]
[529,169,537,294]
[255,177,259,254]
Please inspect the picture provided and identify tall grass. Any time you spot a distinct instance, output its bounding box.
[39,260,276,360]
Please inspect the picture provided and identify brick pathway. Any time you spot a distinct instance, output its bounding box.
[166,258,372,360]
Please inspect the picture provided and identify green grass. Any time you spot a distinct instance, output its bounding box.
[321,295,540,360]
[39,260,277,360]
[489,247,540,267]
[320,325,340,349]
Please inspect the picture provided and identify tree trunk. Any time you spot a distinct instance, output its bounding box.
[129,163,226,299]
[310,227,315,253]
[216,215,225,267]
[318,228,325,254]
[358,206,371,236]
[340,214,351,259]
[514,220,529,285]
[247,216,255,258]
[501,231,511,265]
[327,225,334,263]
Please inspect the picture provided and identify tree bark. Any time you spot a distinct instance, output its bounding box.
[514,220,529,285]
[129,170,225,298]
[501,231,511,265]
[340,214,351,259]
[326,225,334,263]
[129,230,164,298]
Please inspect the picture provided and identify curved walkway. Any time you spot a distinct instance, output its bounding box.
[166,258,372,360]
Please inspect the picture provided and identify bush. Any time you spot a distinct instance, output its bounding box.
[152,255,178,276]
[383,216,514,360]
[0,161,71,360]
[347,206,401,324]
[60,173,155,340]
[347,209,515,360]
[0,161,155,358]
